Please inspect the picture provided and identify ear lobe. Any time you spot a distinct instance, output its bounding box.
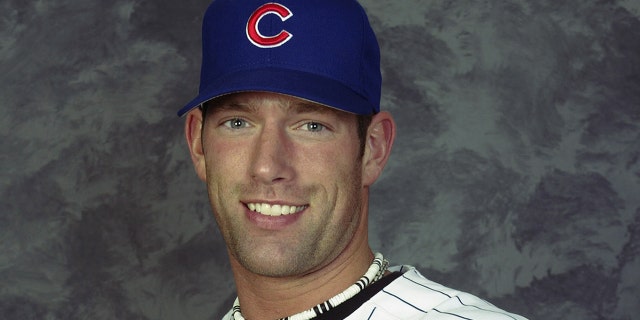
[185,109,207,181]
[362,111,396,186]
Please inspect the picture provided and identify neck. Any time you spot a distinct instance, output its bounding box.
[230,238,373,320]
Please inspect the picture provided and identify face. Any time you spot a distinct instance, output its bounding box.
[194,92,368,277]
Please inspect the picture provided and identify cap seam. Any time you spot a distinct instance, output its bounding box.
[358,5,368,102]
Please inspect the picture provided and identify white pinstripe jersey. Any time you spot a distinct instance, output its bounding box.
[343,265,528,320]
[222,265,528,320]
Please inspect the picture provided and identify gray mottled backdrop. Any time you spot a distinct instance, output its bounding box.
[1,0,639,319]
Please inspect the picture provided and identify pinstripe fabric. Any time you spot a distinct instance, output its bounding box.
[221,266,528,320]
[344,266,528,320]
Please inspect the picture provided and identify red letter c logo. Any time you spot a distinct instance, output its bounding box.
[246,3,293,48]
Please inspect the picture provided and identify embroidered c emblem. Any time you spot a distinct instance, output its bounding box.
[246,3,293,48]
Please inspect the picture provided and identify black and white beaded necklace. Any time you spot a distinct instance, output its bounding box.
[231,252,389,320]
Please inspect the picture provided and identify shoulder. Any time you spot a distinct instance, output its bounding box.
[346,266,528,320]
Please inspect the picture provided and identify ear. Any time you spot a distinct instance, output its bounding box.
[362,111,396,186]
[185,108,207,182]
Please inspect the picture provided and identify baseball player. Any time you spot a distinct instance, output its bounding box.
[180,0,529,319]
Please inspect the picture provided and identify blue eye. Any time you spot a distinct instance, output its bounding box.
[224,118,248,129]
[304,122,325,132]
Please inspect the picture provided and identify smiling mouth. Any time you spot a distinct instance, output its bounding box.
[246,203,308,217]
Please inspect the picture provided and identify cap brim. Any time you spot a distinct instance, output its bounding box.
[177,67,377,117]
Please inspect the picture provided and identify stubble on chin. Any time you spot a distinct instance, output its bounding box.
[224,182,363,278]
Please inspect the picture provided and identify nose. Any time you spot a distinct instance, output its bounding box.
[249,123,295,184]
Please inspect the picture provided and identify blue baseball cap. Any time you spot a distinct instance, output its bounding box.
[177,0,381,116]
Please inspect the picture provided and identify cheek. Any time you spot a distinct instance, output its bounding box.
[301,142,363,197]
[202,140,249,204]
[308,157,361,213]
[205,139,248,172]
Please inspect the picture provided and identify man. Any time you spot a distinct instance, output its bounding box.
[180,0,528,319]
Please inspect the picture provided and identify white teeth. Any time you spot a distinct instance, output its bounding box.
[270,204,281,216]
[247,203,306,216]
